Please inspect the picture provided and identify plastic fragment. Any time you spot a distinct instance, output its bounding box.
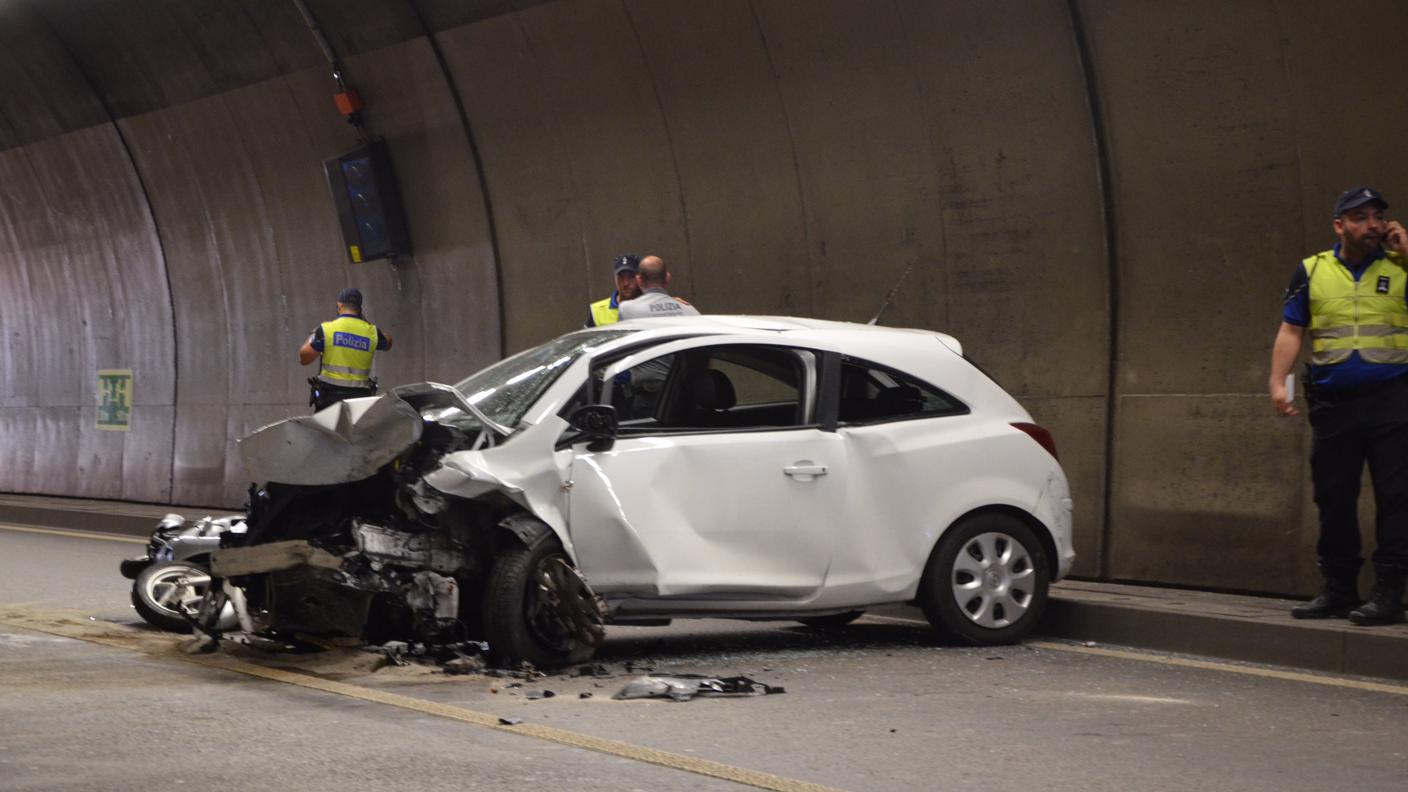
[444,656,486,675]
[613,675,785,702]
[498,717,523,726]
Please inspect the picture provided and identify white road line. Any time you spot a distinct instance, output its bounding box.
[863,613,1408,697]
[0,523,147,544]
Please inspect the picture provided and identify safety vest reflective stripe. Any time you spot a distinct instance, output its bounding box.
[319,316,377,385]
[1307,250,1408,365]
[589,297,619,327]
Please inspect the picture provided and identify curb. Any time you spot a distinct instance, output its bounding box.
[1041,582,1408,682]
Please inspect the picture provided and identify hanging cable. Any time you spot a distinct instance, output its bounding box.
[292,0,366,140]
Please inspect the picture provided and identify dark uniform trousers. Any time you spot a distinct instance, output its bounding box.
[308,378,376,412]
[1307,375,1408,582]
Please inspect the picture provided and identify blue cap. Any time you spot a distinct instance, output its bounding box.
[337,287,363,307]
[613,254,640,275]
[1334,187,1387,217]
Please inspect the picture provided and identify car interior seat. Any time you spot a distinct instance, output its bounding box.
[685,368,736,427]
[874,385,923,418]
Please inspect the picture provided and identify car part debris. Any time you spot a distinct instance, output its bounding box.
[612,675,785,702]
[444,656,486,675]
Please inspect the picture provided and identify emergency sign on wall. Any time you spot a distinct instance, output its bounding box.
[97,369,133,431]
[323,139,412,264]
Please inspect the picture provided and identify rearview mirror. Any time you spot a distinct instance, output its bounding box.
[566,405,618,451]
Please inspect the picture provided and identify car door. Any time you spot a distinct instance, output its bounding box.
[565,338,845,601]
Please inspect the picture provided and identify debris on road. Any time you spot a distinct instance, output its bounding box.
[613,675,785,702]
[444,656,486,675]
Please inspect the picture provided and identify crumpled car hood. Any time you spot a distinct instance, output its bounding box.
[238,395,423,485]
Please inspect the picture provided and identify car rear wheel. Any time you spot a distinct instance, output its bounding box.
[483,532,604,669]
[132,561,210,633]
[918,514,1049,645]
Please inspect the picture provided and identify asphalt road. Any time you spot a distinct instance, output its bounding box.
[2,523,1406,792]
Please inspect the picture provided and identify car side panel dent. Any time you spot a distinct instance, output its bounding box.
[829,422,1057,599]
[566,453,661,595]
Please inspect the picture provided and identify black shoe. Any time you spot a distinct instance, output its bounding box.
[1291,592,1359,619]
[1348,587,1406,626]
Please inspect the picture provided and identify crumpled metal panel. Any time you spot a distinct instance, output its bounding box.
[237,395,422,486]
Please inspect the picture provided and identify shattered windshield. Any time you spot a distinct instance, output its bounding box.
[452,329,633,429]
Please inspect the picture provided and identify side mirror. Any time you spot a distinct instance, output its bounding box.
[566,404,618,451]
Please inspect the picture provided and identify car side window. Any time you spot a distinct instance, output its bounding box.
[602,345,814,433]
[837,356,967,424]
[587,352,679,428]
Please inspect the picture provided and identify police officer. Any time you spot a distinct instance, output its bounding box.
[585,254,644,327]
[299,287,393,411]
[1271,187,1408,625]
[618,255,699,320]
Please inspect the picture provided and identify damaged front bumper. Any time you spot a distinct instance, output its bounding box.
[207,520,467,642]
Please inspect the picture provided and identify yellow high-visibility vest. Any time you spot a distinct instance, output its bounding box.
[1308,250,1408,365]
[318,315,378,386]
[589,296,619,327]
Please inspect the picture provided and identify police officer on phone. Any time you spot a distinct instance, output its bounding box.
[1270,187,1408,625]
[299,287,392,411]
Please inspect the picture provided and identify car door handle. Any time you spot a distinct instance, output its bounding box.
[784,463,828,479]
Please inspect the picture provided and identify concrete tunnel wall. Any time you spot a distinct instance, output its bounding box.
[1,0,1405,597]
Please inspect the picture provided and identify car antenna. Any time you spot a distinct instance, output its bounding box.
[868,261,916,325]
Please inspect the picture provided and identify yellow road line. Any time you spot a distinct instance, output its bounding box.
[0,612,844,792]
[864,614,1408,697]
[0,523,147,544]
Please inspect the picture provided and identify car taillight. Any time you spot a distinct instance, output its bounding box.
[1011,422,1058,460]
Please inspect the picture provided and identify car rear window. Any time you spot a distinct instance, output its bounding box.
[836,356,968,424]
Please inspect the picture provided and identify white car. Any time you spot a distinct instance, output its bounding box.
[212,316,1074,667]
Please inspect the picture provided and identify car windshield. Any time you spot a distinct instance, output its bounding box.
[452,329,633,429]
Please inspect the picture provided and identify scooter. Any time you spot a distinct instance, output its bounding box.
[119,514,245,632]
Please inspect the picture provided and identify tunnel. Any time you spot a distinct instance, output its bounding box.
[2,0,1407,597]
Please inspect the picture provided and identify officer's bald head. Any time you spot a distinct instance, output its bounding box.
[637,255,668,287]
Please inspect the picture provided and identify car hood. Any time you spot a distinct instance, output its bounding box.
[238,394,423,485]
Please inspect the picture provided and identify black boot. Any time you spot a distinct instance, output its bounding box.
[1291,578,1360,619]
[1348,576,1406,626]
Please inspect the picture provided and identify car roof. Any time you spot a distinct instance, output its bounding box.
[604,314,964,356]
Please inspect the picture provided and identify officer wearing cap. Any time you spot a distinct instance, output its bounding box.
[1270,187,1408,624]
[299,287,393,411]
[585,254,644,327]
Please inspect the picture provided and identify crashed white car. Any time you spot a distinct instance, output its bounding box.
[206,316,1074,667]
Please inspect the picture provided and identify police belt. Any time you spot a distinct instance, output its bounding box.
[1306,370,1408,403]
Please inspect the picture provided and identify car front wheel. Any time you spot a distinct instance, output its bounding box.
[918,514,1049,645]
[483,531,604,668]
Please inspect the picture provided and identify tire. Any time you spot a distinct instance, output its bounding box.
[917,514,1050,646]
[482,533,603,669]
[797,611,864,630]
[132,561,212,633]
